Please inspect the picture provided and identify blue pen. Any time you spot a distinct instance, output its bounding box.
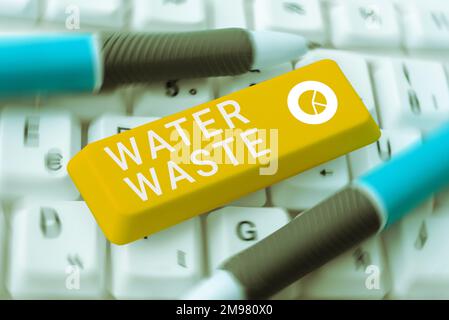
[184,122,449,300]
[0,29,313,98]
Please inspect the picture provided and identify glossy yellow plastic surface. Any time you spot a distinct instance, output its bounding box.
[68,60,380,244]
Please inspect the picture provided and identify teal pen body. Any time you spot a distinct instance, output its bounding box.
[357,122,449,228]
[0,34,101,97]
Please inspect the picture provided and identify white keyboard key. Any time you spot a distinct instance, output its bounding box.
[271,157,350,210]
[88,115,159,143]
[229,190,266,207]
[44,0,127,29]
[0,0,39,22]
[371,59,449,131]
[0,107,80,200]
[348,128,421,178]
[302,236,390,299]
[253,0,326,43]
[132,0,207,31]
[0,207,5,296]
[206,207,296,298]
[133,79,213,117]
[296,50,378,121]
[110,217,204,299]
[7,201,106,299]
[206,206,290,270]
[400,1,449,51]
[42,90,127,123]
[329,0,401,49]
[384,203,449,299]
[209,0,247,29]
[218,63,292,97]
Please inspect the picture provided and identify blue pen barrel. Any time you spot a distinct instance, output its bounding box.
[0,34,100,97]
[358,122,449,227]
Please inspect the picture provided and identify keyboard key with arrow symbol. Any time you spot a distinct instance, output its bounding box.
[271,157,350,210]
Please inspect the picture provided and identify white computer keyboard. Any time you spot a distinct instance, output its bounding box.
[1,0,449,300]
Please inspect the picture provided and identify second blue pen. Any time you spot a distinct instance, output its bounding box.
[357,123,449,227]
[184,121,449,300]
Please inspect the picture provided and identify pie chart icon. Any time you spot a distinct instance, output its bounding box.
[287,81,338,125]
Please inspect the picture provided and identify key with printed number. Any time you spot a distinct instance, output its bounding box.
[371,58,449,132]
[133,79,213,118]
[132,0,207,31]
[0,107,81,200]
[6,201,107,299]
[110,217,204,299]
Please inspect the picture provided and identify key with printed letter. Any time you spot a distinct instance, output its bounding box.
[7,201,106,299]
[0,107,81,200]
[206,207,290,270]
[68,60,380,244]
[253,0,326,43]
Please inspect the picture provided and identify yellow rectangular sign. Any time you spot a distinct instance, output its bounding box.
[68,60,380,244]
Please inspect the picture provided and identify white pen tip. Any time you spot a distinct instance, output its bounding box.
[182,270,246,300]
[249,30,311,69]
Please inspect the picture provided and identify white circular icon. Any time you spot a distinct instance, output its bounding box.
[287,81,338,125]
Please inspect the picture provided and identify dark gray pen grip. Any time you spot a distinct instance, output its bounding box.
[100,28,254,89]
[221,187,382,299]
